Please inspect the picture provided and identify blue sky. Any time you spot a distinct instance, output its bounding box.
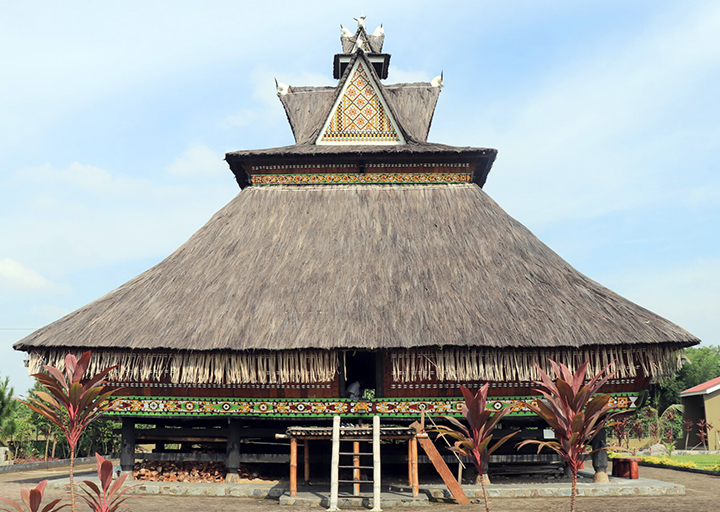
[1,1,719,393]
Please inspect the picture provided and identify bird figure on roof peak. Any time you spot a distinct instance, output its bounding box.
[354,14,366,28]
[431,71,444,88]
[340,24,353,38]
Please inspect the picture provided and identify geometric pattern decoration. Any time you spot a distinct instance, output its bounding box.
[105,393,640,418]
[317,60,403,144]
[251,172,472,186]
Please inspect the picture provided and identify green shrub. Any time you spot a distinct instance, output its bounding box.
[641,456,698,468]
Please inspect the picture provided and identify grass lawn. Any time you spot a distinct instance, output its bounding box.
[666,454,720,468]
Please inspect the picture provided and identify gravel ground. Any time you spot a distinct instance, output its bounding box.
[1,464,718,511]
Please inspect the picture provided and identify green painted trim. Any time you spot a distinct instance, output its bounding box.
[105,393,640,419]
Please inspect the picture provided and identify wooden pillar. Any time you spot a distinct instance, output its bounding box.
[328,416,341,512]
[371,415,382,512]
[303,439,310,485]
[591,427,609,482]
[410,435,419,498]
[353,441,361,496]
[290,437,298,497]
[407,439,413,486]
[120,417,135,472]
[225,419,242,483]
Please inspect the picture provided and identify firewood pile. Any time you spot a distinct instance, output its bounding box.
[133,461,226,482]
[133,461,268,483]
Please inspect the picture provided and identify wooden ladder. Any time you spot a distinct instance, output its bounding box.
[327,415,382,512]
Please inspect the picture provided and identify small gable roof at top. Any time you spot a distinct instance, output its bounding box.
[341,24,384,54]
[680,375,720,397]
[278,51,441,145]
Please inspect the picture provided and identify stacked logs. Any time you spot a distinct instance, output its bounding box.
[133,461,226,482]
[133,461,266,482]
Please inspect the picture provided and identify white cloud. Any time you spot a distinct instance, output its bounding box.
[387,66,432,84]
[601,258,720,345]
[1,160,237,277]
[166,144,228,178]
[456,2,720,227]
[31,304,70,322]
[12,162,153,196]
[0,258,54,291]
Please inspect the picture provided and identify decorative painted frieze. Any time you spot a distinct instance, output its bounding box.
[105,393,639,418]
[251,172,472,186]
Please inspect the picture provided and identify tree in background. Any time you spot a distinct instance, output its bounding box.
[0,377,18,451]
[654,346,720,413]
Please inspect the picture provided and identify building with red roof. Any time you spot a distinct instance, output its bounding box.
[681,375,720,450]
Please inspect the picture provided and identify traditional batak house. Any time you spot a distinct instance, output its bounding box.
[15,19,699,479]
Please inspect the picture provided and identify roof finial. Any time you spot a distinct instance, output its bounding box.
[372,24,384,37]
[275,78,289,96]
[340,24,353,38]
[431,71,444,88]
[353,14,366,29]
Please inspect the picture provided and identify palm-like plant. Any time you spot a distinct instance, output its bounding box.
[0,479,67,512]
[17,352,118,512]
[433,384,517,512]
[79,453,137,512]
[518,360,616,512]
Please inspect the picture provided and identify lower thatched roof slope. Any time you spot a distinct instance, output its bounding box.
[15,184,698,353]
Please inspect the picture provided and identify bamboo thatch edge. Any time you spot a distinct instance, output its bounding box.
[390,345,686,382]
[27,344,684,385]
[28,349,337,385]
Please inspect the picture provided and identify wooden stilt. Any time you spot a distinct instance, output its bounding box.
[225,418,242,483]
[120,417,135,472]
[410,435,419,498]
[304,439,310,485]
[290,436,298,497]
[327,416,340,512]
[407,440,413,486]
[371,415,382,512]
[353,440,361,496]
[410,421,469,505]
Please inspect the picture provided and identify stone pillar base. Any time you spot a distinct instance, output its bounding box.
[225,472,241,483]
[593,471,609,483]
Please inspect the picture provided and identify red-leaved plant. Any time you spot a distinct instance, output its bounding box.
[433,384,517,512]
[682,419,694,450]
[697,419,713,451]
[79,453,137,512]
[518,360,617,512]
[17,352,118,512]
[0,479,67,512]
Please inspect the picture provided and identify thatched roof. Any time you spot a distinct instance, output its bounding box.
[278,50,440,145]
[278,83,440,145]
[15,184,698,354]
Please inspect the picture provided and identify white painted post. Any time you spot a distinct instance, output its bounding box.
[371,415,382,512]
[327,416,340,512]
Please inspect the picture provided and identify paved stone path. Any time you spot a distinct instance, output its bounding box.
[1,464,718,511]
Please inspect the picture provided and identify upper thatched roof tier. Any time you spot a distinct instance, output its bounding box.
[15,184,698,353]
[278,82,441,145]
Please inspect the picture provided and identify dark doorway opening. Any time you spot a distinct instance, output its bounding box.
[340,350,383,398]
